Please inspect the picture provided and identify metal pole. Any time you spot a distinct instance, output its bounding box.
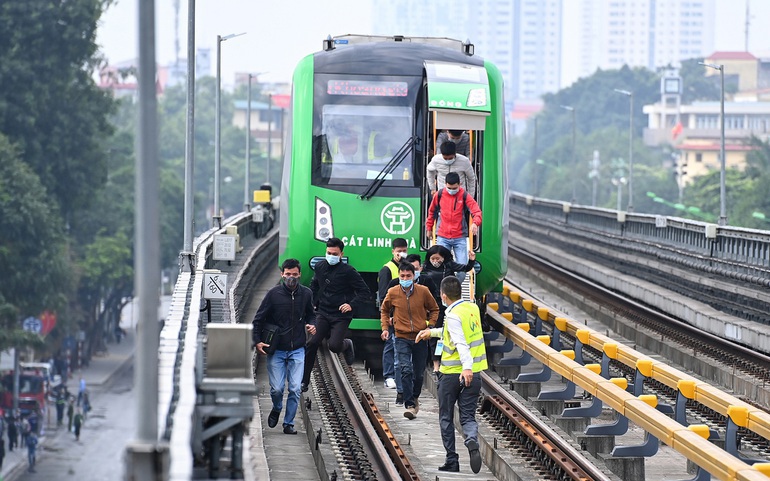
[571,108,576,203]
[532,117,538,196]
[719,65,727,225]
[280,107,286,160]
[267,93,272,185]
[245,74,252,212]
[125,0,168,478]
[617,183,622,212]
[628,93,634,212]
[213,35,222,228]
[12,348,19,412]
[180,0,195,266]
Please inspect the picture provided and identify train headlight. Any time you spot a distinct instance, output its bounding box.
[466,88,487,107]
[314,197,334,242]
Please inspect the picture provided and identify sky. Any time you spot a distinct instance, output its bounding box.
[97,0,770,87]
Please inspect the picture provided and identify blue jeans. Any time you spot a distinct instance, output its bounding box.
[268,347,305,427]
[437,236,468,283]
[382,325,403,391]
[395,337,429,408]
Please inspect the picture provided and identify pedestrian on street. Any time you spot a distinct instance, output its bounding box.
[56,390,66,426]
[415,275,488,474]
[26,431,38,473]
[0,432,5,470]
[301,237,370,391]
[7,410,18,451]
[78,377,86,406]
[73,408,84,441]
[377,237,409,397]
[67,397,75,432]
[253,258,317,435]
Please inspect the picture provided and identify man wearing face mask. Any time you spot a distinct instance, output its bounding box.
[427,141,476,198]
[380,263,439,420]
[378,238,409,398]
[252,259,317,435]
[426,172,482,284]
[302,237,371,391]
[436,129,470,157]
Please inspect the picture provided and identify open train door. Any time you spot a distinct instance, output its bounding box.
[423,61,491,300]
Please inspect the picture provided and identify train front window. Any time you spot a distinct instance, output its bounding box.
[312,104,414,188]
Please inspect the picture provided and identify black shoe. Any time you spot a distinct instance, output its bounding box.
[438,461,459,472]
[343,339,355,365]
[301,383,308,393]
[283,424,297,435]
[467,439,482,474]
[395,392,404,405]
[268,408,280,428]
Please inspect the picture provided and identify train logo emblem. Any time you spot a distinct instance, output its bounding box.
[380,201,414,235]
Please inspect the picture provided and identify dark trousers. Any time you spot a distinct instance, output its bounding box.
[302,312,350,386]
[437,371,481,463]
[394,337,429,408]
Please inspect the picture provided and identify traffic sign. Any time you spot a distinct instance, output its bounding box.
[213,234,237,261]
[22,316,42,333]
[203,273,228,300]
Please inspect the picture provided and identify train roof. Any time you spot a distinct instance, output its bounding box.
[313,35,485,76]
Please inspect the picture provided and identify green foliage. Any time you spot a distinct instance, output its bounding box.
[0,1,116,220]
[0,134,73,346]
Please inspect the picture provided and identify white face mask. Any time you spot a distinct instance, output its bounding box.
[326,254,340,265]
[449,137,461,144]
[398,252,407,259]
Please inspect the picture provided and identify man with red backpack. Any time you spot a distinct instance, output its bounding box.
[425,172,482,284]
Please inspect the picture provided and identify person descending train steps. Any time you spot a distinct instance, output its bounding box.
[427,141,476,197]
[302,238,370,392]
[425,172,482,283]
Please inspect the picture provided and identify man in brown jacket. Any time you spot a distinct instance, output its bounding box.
[380,262,439,419]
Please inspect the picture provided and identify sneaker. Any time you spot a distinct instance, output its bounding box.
[403,405,417,420]
[301,382,308,393]
[384,378,397,389]
[395,392,404,405]
[283,424,297,435]
[268,408,280,428]
[413,398,420,414]
[467,439,482,474]
[343,338,355,365]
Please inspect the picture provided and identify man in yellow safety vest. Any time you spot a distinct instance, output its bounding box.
[416,275,487,474]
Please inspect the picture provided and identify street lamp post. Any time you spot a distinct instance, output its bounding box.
[560,105,577,203]
[214,32,246,228]
[244,74,253,212]
[614,89,634,211]
[700,62,727,226]
[611,176,627,212]
[267,93,273,186]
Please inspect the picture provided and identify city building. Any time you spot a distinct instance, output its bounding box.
[643,51,770,185]
[569,0,715,85]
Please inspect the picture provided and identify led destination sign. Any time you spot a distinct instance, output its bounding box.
[328,80,408,97]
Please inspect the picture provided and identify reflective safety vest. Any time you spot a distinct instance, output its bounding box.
[440,300,488,374]
[383,259,399,279]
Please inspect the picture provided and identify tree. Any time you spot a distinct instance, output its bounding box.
[0,0,116,221]
[0,133,72,349]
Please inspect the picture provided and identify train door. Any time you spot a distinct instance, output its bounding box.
[420,61,491,252]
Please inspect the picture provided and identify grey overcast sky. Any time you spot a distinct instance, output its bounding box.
[97,0,770,87]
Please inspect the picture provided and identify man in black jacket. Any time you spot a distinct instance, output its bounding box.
[253,258,316,435]
[302,237,370,391]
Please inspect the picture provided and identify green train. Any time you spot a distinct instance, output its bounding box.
[279,34,508,340]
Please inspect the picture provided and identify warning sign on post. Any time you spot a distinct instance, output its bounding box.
[203,273,228,300]
[213,234,237,261]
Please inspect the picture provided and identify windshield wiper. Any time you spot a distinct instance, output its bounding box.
[359,136,417,200]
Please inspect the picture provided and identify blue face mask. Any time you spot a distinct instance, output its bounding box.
[446,188,459,195]
[413,271,420,281]
[326,254,341,265]
[442,157,456,165]
[399,279,413,289]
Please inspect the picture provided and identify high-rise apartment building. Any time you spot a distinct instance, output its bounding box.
[574,0,715,80]
[371,0,562,106]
